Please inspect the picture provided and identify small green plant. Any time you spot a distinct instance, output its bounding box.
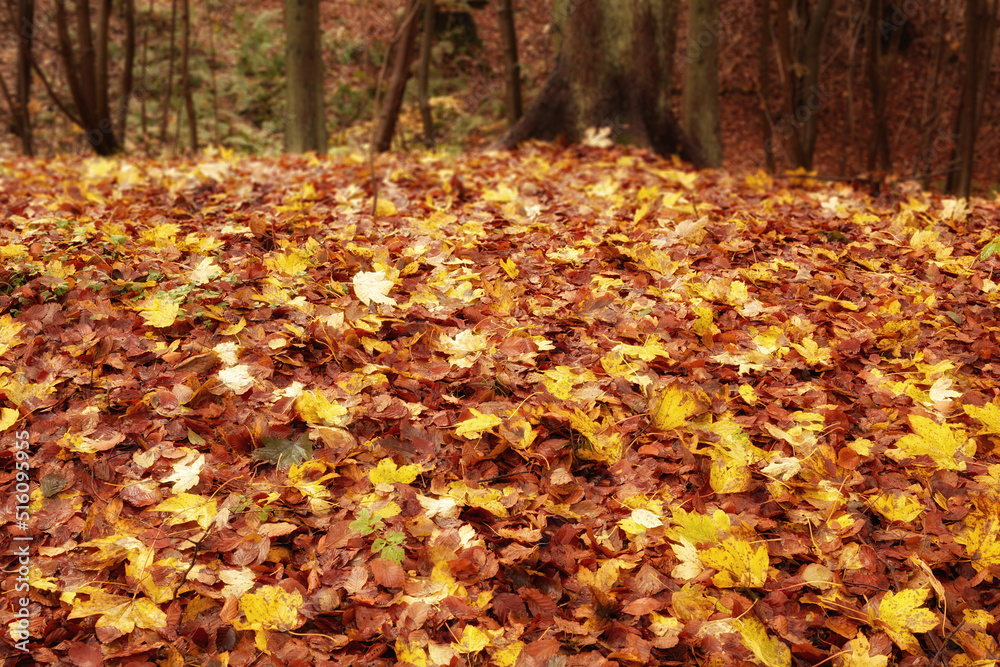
[371,530,406,564]
[349,508,380,536]
[349,509,406,564]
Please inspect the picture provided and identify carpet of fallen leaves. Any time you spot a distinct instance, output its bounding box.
[1,144,1000,667]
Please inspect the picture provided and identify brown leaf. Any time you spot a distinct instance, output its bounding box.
[370,558,405,588]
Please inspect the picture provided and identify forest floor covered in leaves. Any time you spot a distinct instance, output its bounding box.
[2,145,1000,666]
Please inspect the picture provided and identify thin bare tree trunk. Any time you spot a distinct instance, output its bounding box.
[758,0,774,172]
[180,0,196,151]
[207,0,220,143]
[16,0,34,155]
[417,0,435,146]
[374,0,421,152]
[947,0,996,196]
[54,0,119,154]
[95,0,111,130]
[159,0,177,146]
[497,0,522,125]
[866,0,899,172]
[774,0,803,166]
[140,0,152,142]
[919,0,949,186]
[117,0,135,144]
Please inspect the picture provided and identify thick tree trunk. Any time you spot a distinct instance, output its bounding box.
[497,0,522,126]
[285,0,326,154]
[683,0,722,166]
[498,0,705,166]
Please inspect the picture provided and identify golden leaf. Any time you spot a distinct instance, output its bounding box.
[876,588,938,652]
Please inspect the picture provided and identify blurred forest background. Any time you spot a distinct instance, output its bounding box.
[0,0,997,196]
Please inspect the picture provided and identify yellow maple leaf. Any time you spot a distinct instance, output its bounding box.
[869,490,923,523]
[699,536,769,588]
[374,197,397,216]
[671,583,716,621]
[394,638,430,666]
[954,496,1000,582]
[578,558,634,590]
[451,624,491,654]
[539,365,599,400]
[140,222,180,249]
[295,389,348,426]
[876,588,938,652]
[0,407,19,431]
[651,386,698,430]
[734,616,790,667]
[567,408,624,464]
[446,481,510,517]
[964,400,1000,435]
[492,641,524,667]
[887,415,975,470]
[234,585,304,632]
[708,454,752,494]
[454,409,503,439]
[500,258,518,279]
[369,458,423,486]
[612,336,671,362]
[668,507,730,545]
[836,633,887,667]
[68,589,167,634]
[138,296,181,328]
[265,250,309,276]
[352,270,396,306]
[0,314,24,356]
[153,493,218,529]
[790,336,833,366]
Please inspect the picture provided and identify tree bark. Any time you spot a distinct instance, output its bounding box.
[417,0,435,147]
[497,0,522,126]
[498,0,704,166]
[683,0,722,166]
[15,0,34,155]
[180,0,197,151]
[947,0,997,197]
[757,0,774,172]
[374,0,421,152]
[284,0,326,154]
[118,0,135,144]
[159,0,177,145]
[773,0,832,169]
[865,0,898,172]
[54,0,120,154]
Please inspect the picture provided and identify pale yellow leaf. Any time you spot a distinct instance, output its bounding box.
[352,270,396,306]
